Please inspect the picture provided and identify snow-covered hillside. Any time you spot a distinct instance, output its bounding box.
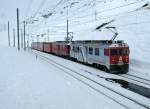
[25,0,150,78]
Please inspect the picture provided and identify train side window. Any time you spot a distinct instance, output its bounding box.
[77,47,79,51]
[73,46,79,52]
[104,48,109,56]
[89,47,93,55]
[95,48,99,56]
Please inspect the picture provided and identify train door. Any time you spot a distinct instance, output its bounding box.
[69,44,78,61]
[104,48,110,68]
[87,46,94,65]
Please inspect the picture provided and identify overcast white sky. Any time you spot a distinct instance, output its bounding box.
[0,0,150,46]
[0,0,58,45]
[0,0,57,29]
[0,0,30,24]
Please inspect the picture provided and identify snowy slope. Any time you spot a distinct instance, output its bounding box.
[25,0,150,79]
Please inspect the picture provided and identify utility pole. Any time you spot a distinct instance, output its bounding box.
[13,28,15,47]
[95,10,97,20]
[23,21,26,50]
[21,29,23,48]
[94,0,97,21]
[47,29,49,42]
[67,19,69,42]
[8,21,10,47]
[36,35,39,42]
[66,1,69,43]
[36,35,39,49]
[17,8,20,50]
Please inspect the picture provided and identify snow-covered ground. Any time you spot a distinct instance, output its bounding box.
[0,46,149,109]
[0,46,130,109]
[32,49,150,108]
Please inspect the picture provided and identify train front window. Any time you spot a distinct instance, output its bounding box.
[122,49,127,55]
[122,48,129,55]
[110,48,129,56]
[118,49,122,55]
[110,49,118,56]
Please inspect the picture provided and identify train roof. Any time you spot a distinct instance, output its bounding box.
[70,40,125,44]
[32,40,127,46]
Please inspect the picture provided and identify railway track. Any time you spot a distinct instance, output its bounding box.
[32,48,150,87]
[77,64,150,87]
[120,74,150,86]
[32,51,150,109]
[82,69,150,88]
[75,60,150,87]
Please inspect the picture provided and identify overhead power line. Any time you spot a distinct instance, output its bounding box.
[69,0,145,20]
[31,0,47,19]
[41,1,145,28]
[26,0,148,39]
[41,0,146,26]
[43,0,104,22]
[25,0,34,19]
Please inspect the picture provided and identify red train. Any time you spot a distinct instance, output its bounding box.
[31,41,70,57]
[31,40,129,74]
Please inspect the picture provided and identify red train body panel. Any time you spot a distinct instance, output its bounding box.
[59,43,70,57]
[38,42,44,52]
[52,42,60,55]
[43,42,52,53]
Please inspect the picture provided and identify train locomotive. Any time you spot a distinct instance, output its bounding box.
[31,40,129,74]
